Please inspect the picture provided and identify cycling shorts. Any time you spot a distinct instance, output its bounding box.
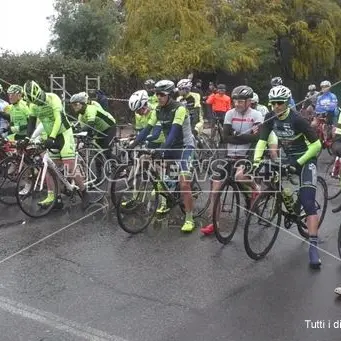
[163,146,194,175]
[49,128,76,161]
[287,157,317,189]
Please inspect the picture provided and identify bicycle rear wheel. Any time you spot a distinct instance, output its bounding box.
[16,165,58,218]
[116,173,159,234]
[325,159,341,200]
[212,180,240,245]
[244,191,281,260]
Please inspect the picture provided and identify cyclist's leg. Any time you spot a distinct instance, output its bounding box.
[200,158,229,235]
[178,146,196,232]
[298,160,321,267]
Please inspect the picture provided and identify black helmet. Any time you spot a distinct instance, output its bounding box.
[154,80,175,94]
[144,79,155,90]
[217,84,226,90]
[271,77,283,87]
[231,85,253,100]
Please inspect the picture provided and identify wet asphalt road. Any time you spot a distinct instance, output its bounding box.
[0,151,341,341]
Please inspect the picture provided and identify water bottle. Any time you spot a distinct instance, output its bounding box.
[282,187,294,212]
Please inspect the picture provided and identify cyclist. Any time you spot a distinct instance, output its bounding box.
[70,92,117,159]
[206,84,231,138]
[251,92,269,118]
[0,84,10,137]
[313,80,338,141]
[304,84,319,109]
[77,91,103,109]
[23,80,90,208]
[130,80,196,232]
[128,89,164,148]
[176,79,204,137]
[200,85,263,235]
[95,90,109,111]
[270,77,296,109]
[253,85,322,268]
[2,85,29,141]
[144,79,158,109]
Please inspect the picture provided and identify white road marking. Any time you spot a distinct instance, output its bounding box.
[0,295,129,341]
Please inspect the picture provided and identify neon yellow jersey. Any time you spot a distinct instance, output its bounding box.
[7,99,30,135]
[30,93,71,138]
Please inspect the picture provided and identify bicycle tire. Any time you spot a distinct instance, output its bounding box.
[325,161,341,200]
[179,178,210,218]
[297,176,328,239]
[116,174,159,234]
[244,191,281,260]
[16,165,59,218]
[212,179,240,245]
[110,163,132,207]
[0,155,19,205]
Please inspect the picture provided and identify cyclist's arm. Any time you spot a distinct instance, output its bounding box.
[134,112,157,143]
[253,113,273,164]
[147,123,162,141]
[50,99,63,138]
[295,116,321,165]
[161,106,187,148]
[27,105,38,137]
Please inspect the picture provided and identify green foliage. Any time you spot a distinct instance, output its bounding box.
[50,0,121,59]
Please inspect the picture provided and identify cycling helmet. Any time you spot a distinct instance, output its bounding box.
[154,80,175,94]
[320,80,331,87]
[177,79,192,90]
[128,90,149,111]
[268,85,291,101]
[144,79,155,90]
[7,84,23,94]
[308,84,316,91]
[23,80,44,104]
[271,77,283,87]
[231,85,253,100]
[217,84,226,90]
[70,92,88,104]
[251,92,259,104]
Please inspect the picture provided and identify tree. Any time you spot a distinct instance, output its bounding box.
[110,0,263,78]
[49,0,121,60]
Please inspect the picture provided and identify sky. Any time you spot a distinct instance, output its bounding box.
[0,0,55,53]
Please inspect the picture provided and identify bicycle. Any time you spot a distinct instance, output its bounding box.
[243,160,328,260]
[314,116,333,156]
[211,157,259,244]
[15,138,104,218]
[325,155,341,200]
[115,149,210,234]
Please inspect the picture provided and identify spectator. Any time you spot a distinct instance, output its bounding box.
[96,90,109,111]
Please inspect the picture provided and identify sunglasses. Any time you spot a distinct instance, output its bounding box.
[271,101,285,105]
[156,92,167,97]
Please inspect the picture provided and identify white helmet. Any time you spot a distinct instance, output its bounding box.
[154,80,175,94]
[70,92,88,104]
[268,85,291,102]
[128,90,149,111]
[251,92,259,103]
[177,79,192,90]
[308,84,316,91]
[320,80,331,87]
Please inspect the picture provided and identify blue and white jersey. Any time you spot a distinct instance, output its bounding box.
[315,92,338,115]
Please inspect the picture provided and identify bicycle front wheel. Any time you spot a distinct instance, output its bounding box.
[212,180,240,245]
[16,165,58,218]
[244,191,281,260]
[0,155,20,205]
[116,173,159,234]
[325,160,341,200]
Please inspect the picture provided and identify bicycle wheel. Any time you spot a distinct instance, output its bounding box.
[212,179,240,245]
[179,178,210,218]
[16,165,58,218]
[0,155,20,205]
[325,160,341,200]
[297,176,328,239]
[338,223,341,258]
[110,163,134,207]
[244,191,281,260]
[116,173,159,234]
